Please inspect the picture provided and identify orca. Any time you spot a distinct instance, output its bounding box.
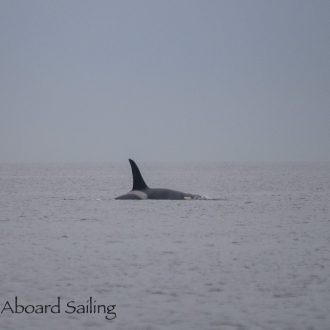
[115,159,202,200]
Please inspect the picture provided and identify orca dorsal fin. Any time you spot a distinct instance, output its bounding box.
[129,159,148,190]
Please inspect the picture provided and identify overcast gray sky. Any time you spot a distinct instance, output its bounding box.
[0,0,329,162]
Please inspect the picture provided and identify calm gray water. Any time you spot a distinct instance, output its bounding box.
[0,162,329,330]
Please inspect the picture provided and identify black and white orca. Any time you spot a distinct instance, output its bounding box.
[115,159,202,200]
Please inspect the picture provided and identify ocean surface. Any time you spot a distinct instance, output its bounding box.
[0,161,329,330]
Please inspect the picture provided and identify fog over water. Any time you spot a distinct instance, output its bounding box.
[0,0,329,162]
